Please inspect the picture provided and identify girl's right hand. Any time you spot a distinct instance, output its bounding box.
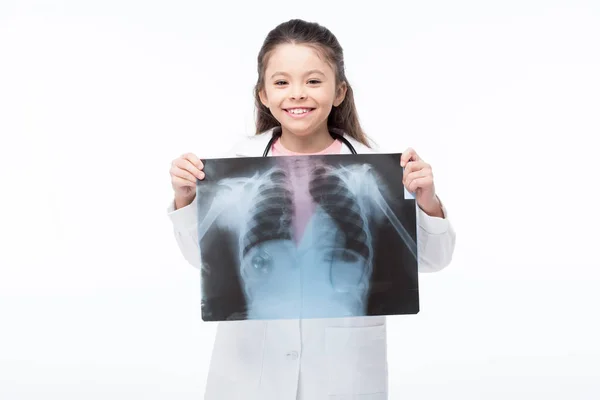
[170,152,205,209]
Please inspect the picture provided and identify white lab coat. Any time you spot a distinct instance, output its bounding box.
[167,128,456,399]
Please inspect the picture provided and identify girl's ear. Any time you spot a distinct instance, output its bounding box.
[259,88,269,108]
[333,81,347,107]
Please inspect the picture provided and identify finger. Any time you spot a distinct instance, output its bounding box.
[407,176,433,193]
[403,160,429,176]
[181,153,204,169]
[403,162,430,184]
[400,148,421,167]
[171,175,197,188]
[404,168,432,191]
[176,155,204,171]
[174,157,204,180]
[171,165,203,184]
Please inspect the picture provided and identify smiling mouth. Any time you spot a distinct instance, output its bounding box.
[283,107,315,116]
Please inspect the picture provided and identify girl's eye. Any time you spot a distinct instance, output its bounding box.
[308,79,321,85]
[274,81,287,86]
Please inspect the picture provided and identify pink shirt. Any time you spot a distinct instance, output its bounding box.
[271,137,343,243]
[271,137,343,157]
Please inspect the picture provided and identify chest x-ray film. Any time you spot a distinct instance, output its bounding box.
[196,153,418,321]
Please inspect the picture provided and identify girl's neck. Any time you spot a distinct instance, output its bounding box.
[279,125,334,154]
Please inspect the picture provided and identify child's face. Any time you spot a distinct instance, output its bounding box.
[259,43,346,138]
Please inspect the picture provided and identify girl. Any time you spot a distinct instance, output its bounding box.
[167,19,455,400]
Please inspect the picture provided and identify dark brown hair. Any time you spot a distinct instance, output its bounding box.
[254,19,371,147]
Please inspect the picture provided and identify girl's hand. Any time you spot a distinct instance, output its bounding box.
[400,148,444,218]
[170,152,205,209]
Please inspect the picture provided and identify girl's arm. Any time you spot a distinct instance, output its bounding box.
[167,196,204,271]
[416,199,456,272]
[399,149,456,272]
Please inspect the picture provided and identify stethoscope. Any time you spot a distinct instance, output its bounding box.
[262,127,358,157]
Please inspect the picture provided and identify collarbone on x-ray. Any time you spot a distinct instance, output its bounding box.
[197,156,417,320]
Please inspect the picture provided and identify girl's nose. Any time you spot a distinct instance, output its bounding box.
[290,87,307,100]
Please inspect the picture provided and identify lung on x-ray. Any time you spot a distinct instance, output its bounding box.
[196,153,419,321]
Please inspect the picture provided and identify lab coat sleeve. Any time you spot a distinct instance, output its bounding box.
[166,143,243,271]
[166,196,204,271]
[416,199,456,273]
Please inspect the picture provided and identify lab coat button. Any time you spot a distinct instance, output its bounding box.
[286,351,298,360]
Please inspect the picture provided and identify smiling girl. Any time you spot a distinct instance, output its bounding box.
[168,19,456,400]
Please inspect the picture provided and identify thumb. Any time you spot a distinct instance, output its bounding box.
[400,148,418,167]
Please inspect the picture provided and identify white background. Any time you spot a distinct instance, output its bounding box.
[1,0,599,398]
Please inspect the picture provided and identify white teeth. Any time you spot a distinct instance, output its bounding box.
[288,108,310,114]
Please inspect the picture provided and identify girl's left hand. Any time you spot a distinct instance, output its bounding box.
[401,148,445,218]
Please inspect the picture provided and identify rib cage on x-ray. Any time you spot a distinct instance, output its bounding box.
[309,165,371,261]
[241,168,294,259]
[196,155,418,320]
[240,163,374,273]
